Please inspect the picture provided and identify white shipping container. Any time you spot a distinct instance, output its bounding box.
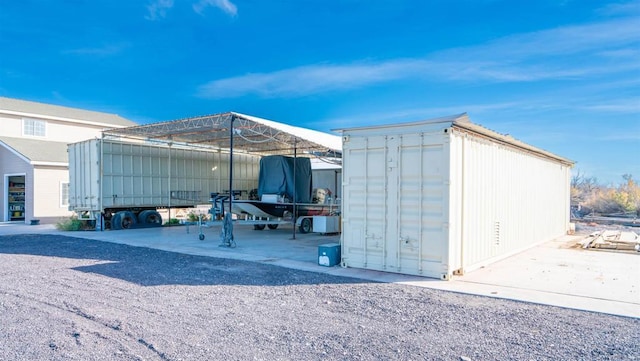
[339,114,573,280]
[68,138,260,226]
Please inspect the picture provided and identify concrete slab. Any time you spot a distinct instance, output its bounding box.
[1,222,638,318]
[401,237,639,319]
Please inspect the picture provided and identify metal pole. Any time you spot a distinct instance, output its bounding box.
[216,114,236,248]
[229,115,234,216]
[292,138,297,240]
[99,134,104,231]
[219,114,235,247]
[168,139,172,223]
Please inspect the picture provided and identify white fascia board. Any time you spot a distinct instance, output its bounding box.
[31,161,68,167]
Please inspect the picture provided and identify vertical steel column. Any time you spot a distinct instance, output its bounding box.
[99,134,104,231]
[396,135,402,271]
[382,136,388,269]
[459,134,466,272]
[229,115,234,216]
[418,133,424,272]
[217,150,221,193]
[168,138,172,223]
[363,137,368,267]
[292,138,297,240]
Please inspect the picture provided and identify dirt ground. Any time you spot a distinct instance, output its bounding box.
[573,219,640,235]
[1,234,639,361]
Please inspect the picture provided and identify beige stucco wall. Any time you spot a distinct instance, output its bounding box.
[1,113,107,143]
[0,114,23,137]
[32,166,73,223]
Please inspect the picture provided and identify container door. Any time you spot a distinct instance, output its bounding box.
[394,133,449,278]
[342,132,449,278]
[383,135,400,270]
[68,140,101,212]
[342,134,388,270]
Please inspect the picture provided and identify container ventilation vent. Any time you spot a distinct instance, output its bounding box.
[494,221,501,246]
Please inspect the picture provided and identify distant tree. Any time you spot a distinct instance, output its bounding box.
[570,170,599,204]
[579,173,640,215]
[616,174,640,213]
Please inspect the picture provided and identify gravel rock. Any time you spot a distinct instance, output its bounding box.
[1,234,638,360]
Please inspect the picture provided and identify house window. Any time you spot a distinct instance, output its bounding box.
[60,182,69,207]
[23,118,46,137]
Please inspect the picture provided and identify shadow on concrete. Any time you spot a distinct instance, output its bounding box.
[0,234,366,287]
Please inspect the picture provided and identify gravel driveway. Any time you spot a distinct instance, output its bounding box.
[1,234,638,360]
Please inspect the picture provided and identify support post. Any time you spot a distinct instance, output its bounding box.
[292,138,297,240]
[168,138,172,224]
[229,115,234,218]
[220,114,236,247]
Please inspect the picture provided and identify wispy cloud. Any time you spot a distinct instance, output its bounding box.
[320,93,640,132]
[598,133,640,141]
[579,99,640,113]
[443,17,639,60]
[197,17,640,98]
[319,102,524,130]
[145,0,174,20]
[198,59,430,98]
[596,0,640,16]
[193,0,237,17]
[145,0,236,20]
[63,43,130,56]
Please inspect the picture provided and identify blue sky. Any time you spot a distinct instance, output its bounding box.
[1,0,638,185]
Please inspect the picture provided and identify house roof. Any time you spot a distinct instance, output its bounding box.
[102,112,342,157]
[335,113,574,165]
[0,97,136,127]
[0,136,68,165]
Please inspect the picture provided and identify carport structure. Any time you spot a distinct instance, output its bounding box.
[101,111,342,242]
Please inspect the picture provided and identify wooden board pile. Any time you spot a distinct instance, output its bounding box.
[579,230,640,252]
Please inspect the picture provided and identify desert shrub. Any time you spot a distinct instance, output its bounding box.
[164,218,181,226]
[55,215,85,231]
[187,212,208,222]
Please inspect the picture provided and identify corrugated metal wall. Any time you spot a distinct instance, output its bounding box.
[449,130,571,273]
[69,139,260,211]
[101,141,260,207]
[342,122,571,279]
[68,139,100,211]
[341,126,452,279]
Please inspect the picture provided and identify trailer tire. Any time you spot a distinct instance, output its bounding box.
[110,213,121,230]
[298,218,312,234]
[254,224,266,230]
[267,224,279,230]
[111,211,137,230]
[138,210,162,226]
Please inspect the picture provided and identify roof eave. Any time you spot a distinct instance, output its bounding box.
[451,120,575,166]
[0,139,30,163]
[1,109,132,129]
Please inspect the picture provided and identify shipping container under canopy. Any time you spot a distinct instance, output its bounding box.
[101,112,342,159]
[101,111,342,243]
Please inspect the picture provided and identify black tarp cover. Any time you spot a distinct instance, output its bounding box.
[258,155,312,203]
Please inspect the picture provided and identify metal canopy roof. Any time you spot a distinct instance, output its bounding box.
[102,112,342,158]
